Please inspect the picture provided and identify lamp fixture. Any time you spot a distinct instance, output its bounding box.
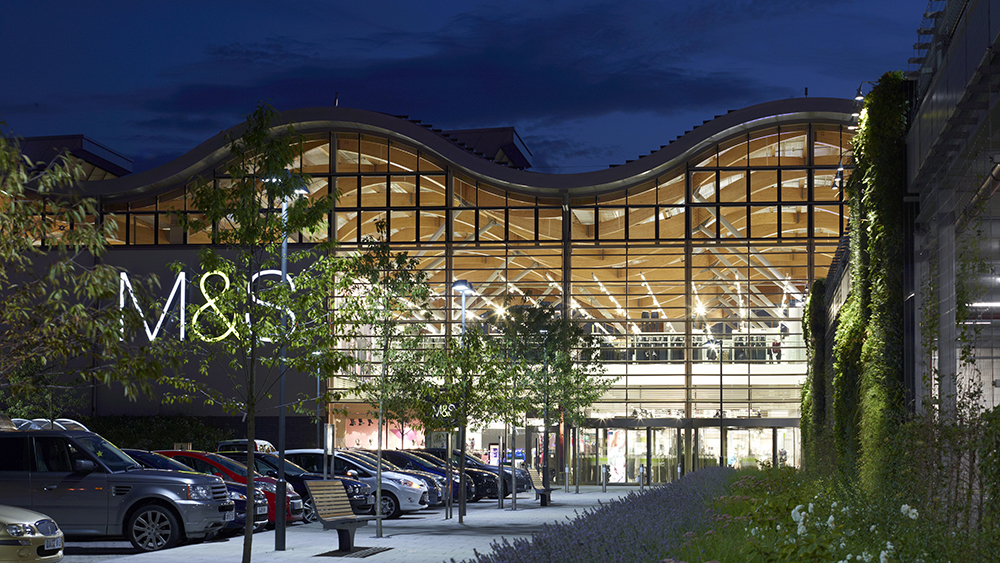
[452,279,475,295]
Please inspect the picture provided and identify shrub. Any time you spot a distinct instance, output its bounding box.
[459,467,733,563]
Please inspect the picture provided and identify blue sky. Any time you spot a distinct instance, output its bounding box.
[2,1,922,173]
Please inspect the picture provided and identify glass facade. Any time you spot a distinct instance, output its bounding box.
[54,102,854,480]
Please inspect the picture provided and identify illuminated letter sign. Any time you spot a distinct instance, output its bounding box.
[190,271,239,342]
[119,269,297,342]
[119,271,186,341]
[247,269,296,343]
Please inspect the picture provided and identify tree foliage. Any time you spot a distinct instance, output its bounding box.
[168,103,360,562]
[1,126,185,414]
[492,304,613,429]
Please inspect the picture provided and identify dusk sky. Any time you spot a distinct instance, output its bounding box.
[2,1,922,174]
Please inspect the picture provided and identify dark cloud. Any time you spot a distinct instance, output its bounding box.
[132,115,226,133]
[207,37,326,67]
[2,0,909,173]
[524,135,622,173]
[144,1,789,129]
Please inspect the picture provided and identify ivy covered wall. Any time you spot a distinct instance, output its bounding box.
[808,72,909,488]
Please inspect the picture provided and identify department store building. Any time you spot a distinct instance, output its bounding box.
[28,96,855,483]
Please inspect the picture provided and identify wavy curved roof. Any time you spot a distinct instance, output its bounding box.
[82,97,855,202]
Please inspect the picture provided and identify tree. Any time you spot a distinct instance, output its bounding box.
[169,103,359,563]
[493,304,612,491]
[1,127,185,414]
[346,220,429,535]
[415,326,507,521]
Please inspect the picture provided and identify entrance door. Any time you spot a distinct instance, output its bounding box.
[649,428,680,483]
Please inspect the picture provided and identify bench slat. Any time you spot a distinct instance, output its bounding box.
[304,479,376,552]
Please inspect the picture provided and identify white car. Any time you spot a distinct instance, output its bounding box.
[285,449,428,518]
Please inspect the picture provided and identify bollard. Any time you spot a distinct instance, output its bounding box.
[601,464,608,492]
[564,465,570,493]
[638,464,644,491]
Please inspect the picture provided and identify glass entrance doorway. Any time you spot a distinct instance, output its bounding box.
[584,426,683,485]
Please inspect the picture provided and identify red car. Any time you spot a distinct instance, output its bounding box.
[156,450,303,525]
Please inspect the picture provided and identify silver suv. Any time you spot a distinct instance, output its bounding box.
[0,430,234,551]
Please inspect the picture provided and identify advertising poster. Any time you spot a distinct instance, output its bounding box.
[608,429,626,483]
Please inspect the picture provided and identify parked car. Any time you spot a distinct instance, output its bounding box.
[285,449,428,519]
[339,449,446,506]
[215,439,276,453]
[217,451,373,519]
[391,450,497,500]
[0,430,234,552]
[122,449,268,534]
[155,450,302,526]
[0,504,64,563]
[419,447,532,497]
[377,449,476,501]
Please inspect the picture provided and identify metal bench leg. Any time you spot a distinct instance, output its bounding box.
[336,527,357,552]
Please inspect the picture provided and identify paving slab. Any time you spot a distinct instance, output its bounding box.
[63,485,643,563]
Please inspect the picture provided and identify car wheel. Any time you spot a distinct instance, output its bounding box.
[302,497,318,523]
[377,491,402,519]
[128,505,181,552]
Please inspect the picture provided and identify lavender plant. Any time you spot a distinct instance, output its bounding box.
[457,467,733,563]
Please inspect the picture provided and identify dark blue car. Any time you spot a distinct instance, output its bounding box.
[377,449,477,501]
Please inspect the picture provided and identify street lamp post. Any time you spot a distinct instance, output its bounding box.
[277,188,307,550]
[716,337,724,468]
[452,279,474,523]
[540,329,550,506]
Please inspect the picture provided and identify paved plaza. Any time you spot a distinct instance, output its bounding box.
[63,485,643,563]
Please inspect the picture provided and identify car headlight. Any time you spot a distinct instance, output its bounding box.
[254,490,267,500]
[257,481,277,494]
[228,490,247,501]
[189,484,213,500]
[5,524,28,536]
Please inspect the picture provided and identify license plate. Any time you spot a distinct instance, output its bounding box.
[224,510,235,522]
[45,537,62,550]
[256,505,268,515]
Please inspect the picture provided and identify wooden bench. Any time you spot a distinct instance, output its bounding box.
[527,467,555,505]
[304,479,377,552]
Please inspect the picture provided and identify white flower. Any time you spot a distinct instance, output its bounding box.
[828,515,836,527]
[862,551,873,562]
[841,540,846,548]
[885,541,893,551]
[798,522,807,536]
[880,550,890,563]
[809,502,815,513]
[792,505,805,523]
[900,504,910,516]
[870,524,877,533]
[846,555,853,560]
[908,507,919,519]
[832,501,838,509]
[776,524,781,531]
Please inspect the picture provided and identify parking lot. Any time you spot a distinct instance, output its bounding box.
[62,485,641,563]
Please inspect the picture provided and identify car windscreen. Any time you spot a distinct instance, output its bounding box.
[130,450,199,472]
[76,434,141,472]
[205,452,249,477]
[409,451,447,466]
[255,454,310,476]
[343,451,399,471]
